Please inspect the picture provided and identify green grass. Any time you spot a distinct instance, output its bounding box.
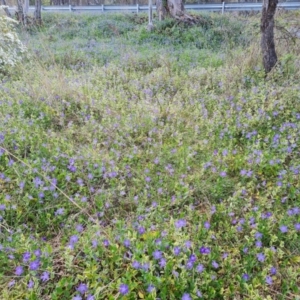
[0,11,300,300]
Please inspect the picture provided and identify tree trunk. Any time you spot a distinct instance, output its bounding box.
[1,0,12,17]
[34,0,42,25]
[156,0,203,24]
[260,0,278,73]
[16,0,26,25]
[156,0,184,20]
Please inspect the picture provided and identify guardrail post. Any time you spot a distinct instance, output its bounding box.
[222,1,225,14]
[69,4,72,12]
[136,3,139,13]
[102,4,104,12]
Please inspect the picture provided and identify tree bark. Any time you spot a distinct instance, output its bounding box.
[156,0,184,20]
[156,0,203,25]
[0,0,12,17]
[34,0,42,25]
[16,0,25,25]
[261,0,278,73]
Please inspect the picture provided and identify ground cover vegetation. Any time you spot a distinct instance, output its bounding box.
[0,10,300,300]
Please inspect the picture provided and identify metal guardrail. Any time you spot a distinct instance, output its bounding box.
[7,2,300,14]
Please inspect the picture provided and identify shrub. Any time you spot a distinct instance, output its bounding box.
[0,8,26,74]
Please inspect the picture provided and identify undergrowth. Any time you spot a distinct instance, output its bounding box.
[0,11,300,300]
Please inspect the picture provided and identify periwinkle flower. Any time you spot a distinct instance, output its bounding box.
[77,283,88,294]
[147,284,155,293]
[15,266,23,276]
[23,252,31,262]
[270,266,277,275]
[69,235,79,246]
[103,239,110,247]
[119,283,129,295]
[242,273,250,281]
[199,246,210,254]
[175,219,186,229]
[173,246,181,256]
[212,261,219,268]
[153,250,162,260]
[265,275,273,285]
[27,280,34,289]
[256,253,265,262]
[29,260,40,271]
[196,264,204,273]
[132,261,140,269]
[159,258,166,268]
[123,239,131,248]
[204,221,210,229]
[182,293,191,300]
[40,271,50,282]
[279,225,288,233]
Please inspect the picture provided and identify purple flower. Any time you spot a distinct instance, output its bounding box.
[185,240,192,248]
[73,296,82,300]
[186,260,194,270]
[153,250,162,260]
[255,240,262,248]
[8,280,15,287]
[103,239,110,247]
[40,271,50,282]
[15,266,24,276]
[29,260,40,271]
[159,258,166,268]
[256,253,265,262]
[69,235,79,245]
[266,275,273,285]
[55,208,64,216]
[189,254,197,263]
[240,169,247,176]
[196,290,202,297]
[270,267,277,275]
[196,264,204,273]
[204,221,210,229]
[34,249,42,257]
[123,239,131,248]
[119,283,129,295]
[142,263,149,271]
[147,284,155,293]
[199,246,211,254]
[279,225,288,233]
[295,223,300,231]
[76,224,84,233]
[87,295,94,300]
[219,171,227,177]
[27,280,34,289]
[77,283,88,294]
[242,273,250,281]
[173,246,181,256]
[92,240,98,248]
[182,293,192,300]
[255,232,263,239]
[138,226,145,235]
[175,219,187,229]
[132,261,140,269]
[23,252,31,262]
[212,261,219,268]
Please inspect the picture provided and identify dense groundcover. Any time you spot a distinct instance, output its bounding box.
[0,11,300,300]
